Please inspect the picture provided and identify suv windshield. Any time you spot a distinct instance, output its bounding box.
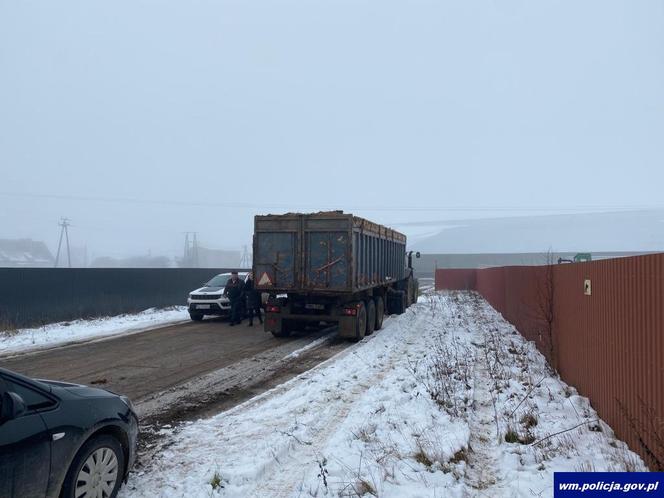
[206,274,230,287]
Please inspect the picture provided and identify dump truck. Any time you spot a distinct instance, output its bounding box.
[253,211,419,340]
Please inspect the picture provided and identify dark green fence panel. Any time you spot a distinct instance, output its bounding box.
[0,268,246,329]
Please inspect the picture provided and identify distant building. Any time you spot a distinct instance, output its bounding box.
[0,239,55,267]
[180,246,241,268]
[412,251,653,277]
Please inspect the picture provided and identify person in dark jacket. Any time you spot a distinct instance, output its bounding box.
[223,271,245,326]
[244,273,263,326]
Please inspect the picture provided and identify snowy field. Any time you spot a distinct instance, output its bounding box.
[121,292,646,498]
[0,306,189,355]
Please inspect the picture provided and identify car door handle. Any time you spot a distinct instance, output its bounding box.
[52,432,66,441]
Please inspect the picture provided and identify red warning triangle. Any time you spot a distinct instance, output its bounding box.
[258,272,272,286]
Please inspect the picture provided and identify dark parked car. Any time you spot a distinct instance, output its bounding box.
[0,367,138,498]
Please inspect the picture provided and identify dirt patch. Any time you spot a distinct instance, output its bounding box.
[135,334,350,466]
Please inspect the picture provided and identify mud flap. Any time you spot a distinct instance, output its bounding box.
[337,315,357,339]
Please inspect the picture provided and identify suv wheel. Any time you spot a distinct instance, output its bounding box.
[61,435,125,498]
[189,312,204,321]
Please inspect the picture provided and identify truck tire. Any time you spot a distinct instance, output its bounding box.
[351,302,367,342]
[389,290,406,315]
[271,320,292,338]
[365,299,376,336]
[405,276,418,307]
[374,296,384,330]
[407,282,415,307]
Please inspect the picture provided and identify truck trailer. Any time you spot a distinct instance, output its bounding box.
[253,211,419,340]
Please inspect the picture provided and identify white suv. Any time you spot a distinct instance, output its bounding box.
[187,272,248,321]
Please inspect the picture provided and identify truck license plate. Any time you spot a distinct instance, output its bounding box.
[196,304,211,309]
[305,303,325,310]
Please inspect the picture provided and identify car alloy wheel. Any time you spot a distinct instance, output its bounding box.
[75,447,119,498]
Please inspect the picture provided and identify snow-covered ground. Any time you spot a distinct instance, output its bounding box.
[0,307,188,355]
[121,292,646,498]
[417,277,435,293]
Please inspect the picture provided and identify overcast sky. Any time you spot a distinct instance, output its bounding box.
[1,0,663,258]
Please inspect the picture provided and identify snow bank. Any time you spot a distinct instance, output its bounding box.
[0,307,188,355]
[121,292,646,498]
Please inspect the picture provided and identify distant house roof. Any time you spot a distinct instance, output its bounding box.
[0,239,55,267]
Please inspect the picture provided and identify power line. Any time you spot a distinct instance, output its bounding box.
[1,191,661,213]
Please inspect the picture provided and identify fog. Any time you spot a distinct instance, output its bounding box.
[1,1,663,262]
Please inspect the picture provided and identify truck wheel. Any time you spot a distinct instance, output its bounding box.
[374,296,384,330]
[405,277,417,307]
[408,278,419,306]
[365,300,376,336]
[271,320,292,338]
[352,302,367,342]
[294,320,308,332]
[189,313,204,322]
[389,290,406,315]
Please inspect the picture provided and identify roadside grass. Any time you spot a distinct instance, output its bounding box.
[0,315,24,336]
[408,335,474,419]
[338,454,379,498]
[424,292,647,483]
[209,470,224,491]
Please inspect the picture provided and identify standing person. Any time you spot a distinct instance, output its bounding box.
[244,273,263,327]
[223,271,245,326]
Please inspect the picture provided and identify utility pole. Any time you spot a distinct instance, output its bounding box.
[183,232,189,266]
[55,218,72,268]
[193,232,199,267]
[183,232,199,267]
[240,244,252,269]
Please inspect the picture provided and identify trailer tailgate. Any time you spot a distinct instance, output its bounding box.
[254,231,297,290]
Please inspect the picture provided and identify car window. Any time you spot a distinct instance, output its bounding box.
[2,377,55,411]
[206,274,230,287]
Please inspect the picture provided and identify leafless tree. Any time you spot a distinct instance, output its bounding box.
[533,249,557,371]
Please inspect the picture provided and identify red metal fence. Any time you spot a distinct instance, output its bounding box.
[433,268,476,291]
[435,254,664,471]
